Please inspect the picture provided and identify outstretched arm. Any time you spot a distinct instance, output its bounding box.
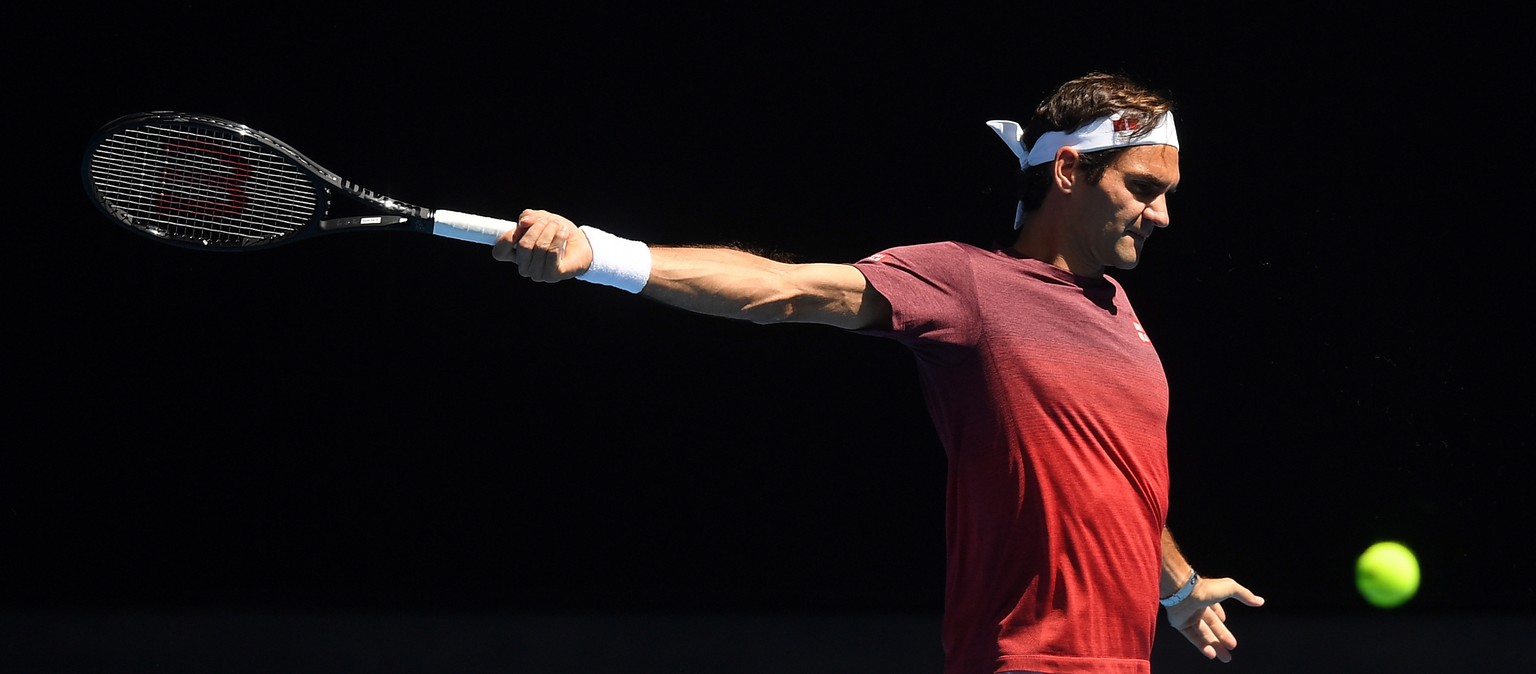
[492,209,891,330]
[1160,528,1265,663]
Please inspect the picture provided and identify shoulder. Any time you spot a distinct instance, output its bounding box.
[855,241,988,267]
[850,242,989,310]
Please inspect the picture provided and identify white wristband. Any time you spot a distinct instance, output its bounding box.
[578,226,651,293]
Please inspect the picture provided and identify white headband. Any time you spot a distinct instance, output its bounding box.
[986,112,1180,168]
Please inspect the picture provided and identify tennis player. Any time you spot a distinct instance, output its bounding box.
[495,72,1264,673]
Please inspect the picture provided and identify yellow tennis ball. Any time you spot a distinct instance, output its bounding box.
[1356,541,1420,608]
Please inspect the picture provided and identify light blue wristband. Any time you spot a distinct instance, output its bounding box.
[1160,569,1199,607]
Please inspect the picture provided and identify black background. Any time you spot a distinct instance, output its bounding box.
[5,2,1533,671]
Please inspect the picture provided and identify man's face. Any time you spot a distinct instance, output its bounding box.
[1072,145,1180,271]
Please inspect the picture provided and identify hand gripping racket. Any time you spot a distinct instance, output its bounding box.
[82,112,516,250]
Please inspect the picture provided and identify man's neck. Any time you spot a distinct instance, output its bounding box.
[1009,217,1104,279]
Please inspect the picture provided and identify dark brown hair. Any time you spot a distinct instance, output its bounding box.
[1016,72,1177,213]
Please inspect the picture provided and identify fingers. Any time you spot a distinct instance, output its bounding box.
[490,209,535,262]
[493,209,575,282]
[1178,606,1234,662]
[1185,618,1224,661]
[523,219,568,281]
[1169,576,1262,663]
[1202,605,1238,656]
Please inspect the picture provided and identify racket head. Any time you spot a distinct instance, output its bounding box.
[82,112,334,250]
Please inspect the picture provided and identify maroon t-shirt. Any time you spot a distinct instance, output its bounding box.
[853,242,1170,674]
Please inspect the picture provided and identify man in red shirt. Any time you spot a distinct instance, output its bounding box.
[494,72,1264,673]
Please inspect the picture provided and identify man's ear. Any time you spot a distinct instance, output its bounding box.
[1052,147,1080,194]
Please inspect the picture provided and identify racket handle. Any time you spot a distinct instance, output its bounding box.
[432,209,517,245]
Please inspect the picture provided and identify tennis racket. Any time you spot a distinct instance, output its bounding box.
[81,111,516,250]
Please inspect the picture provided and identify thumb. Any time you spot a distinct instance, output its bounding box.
[1200,576,1265,607]
[556,224,595,277]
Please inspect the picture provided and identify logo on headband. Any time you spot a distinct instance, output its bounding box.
[1112,115,1141,143]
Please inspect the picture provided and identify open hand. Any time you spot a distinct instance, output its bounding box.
[1165,576,1264,662]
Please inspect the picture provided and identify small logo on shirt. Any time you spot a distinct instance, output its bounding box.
[1133,321,1151,344]
[862,253,887,263]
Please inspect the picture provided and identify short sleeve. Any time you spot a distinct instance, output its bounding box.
[851,242,980,352]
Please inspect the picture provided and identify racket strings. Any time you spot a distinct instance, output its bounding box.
[88,124,321,245]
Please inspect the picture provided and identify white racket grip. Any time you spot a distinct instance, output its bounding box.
[431,209,518,245]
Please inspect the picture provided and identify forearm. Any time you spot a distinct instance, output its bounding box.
[1160,527,1195,597]
[641,246,876,329]
[642,246,786,320]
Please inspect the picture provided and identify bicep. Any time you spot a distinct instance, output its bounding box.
[778,263,891,330]
[642,247,889,329]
